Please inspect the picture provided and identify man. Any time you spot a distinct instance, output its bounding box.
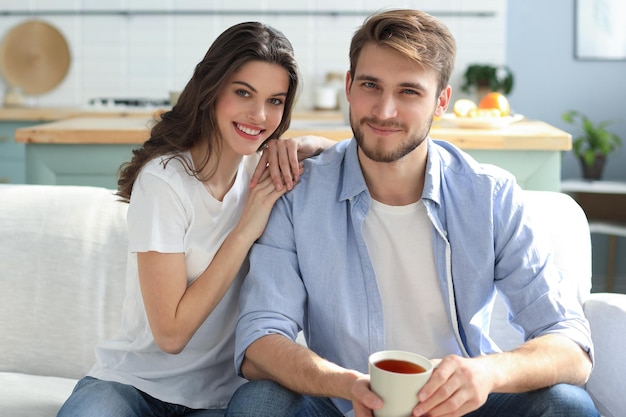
[227,9,598,417]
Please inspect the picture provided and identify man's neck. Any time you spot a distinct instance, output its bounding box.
[358,145,427,206]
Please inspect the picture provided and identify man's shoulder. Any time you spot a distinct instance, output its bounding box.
[288,140,352,201]
[302,139,350,174]
[430,139,515,184]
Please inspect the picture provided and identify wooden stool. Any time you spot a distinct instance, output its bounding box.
[588,221,626,292]
[561,180,626,293]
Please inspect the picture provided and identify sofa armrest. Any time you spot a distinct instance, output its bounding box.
[584,292,626,417]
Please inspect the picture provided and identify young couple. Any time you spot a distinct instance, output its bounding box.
[58,9,599,417]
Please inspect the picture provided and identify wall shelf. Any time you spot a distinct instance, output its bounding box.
[0,10,495,18]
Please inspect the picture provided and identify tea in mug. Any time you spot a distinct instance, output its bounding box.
[375,359,426,374]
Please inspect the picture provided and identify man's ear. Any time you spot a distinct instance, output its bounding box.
[435,85,452,117]
[344,70,352,104]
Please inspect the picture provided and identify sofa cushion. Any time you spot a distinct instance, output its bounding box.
[0,185,128,379]
[0,372,77,417]
[584,292,626,417]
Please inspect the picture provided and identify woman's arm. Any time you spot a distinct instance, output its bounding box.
[138,170,288,354]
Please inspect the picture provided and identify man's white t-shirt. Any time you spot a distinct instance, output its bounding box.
[89,151,258,409]
[363,199,463,359]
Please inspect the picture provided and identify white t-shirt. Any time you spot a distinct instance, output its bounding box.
[363,199,463,359]
[89,151,259,409]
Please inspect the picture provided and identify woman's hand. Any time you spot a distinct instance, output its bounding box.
[236,167,293,243]
[250,135,335,191]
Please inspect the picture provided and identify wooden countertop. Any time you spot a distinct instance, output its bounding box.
[431,119,571,151]
[14,114,572,151]
[0,106,344,122]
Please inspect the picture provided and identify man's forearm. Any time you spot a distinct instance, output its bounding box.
[241,334,362,400]
[486,333,592,393]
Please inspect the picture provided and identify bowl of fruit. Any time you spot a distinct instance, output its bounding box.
[442,92,523,129]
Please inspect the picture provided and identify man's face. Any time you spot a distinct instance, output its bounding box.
[345,43,450,163]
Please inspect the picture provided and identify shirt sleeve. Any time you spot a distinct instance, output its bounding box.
[127,169,188,254]
[494,182,594,360]
[234,194,306,375]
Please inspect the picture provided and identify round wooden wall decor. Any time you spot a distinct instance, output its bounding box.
[0,20,71,95]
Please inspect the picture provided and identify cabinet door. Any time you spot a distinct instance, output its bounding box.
[0,121,38,184]
[25,144,138,189]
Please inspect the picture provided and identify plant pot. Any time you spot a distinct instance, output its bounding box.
[580,154,606,180]
[476,86,492,104]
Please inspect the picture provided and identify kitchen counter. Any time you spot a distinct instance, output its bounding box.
[15,115,571,149]
[14,114,571,191]
[0,107,341,184]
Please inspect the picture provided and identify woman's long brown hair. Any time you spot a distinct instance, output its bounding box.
[116,22,299,202]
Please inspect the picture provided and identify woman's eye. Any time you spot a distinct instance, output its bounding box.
[268,97,284,106]
[236,89,250,97]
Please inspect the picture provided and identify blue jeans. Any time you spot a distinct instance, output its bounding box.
[225,380,600,417]
[57,377,226,417]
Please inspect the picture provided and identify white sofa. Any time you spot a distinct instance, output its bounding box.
[0,184,625,417]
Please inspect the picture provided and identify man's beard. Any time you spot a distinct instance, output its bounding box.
[351,112,433,163]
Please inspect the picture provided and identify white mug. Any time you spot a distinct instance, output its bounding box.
[368,350,433,417]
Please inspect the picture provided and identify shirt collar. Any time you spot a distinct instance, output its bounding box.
[338,137,444,205]
[339,139,368,202]
[423,138,443,206]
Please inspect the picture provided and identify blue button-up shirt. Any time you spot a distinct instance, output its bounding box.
[235,138,593,415]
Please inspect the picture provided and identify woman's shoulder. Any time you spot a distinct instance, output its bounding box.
[140,152,194,181]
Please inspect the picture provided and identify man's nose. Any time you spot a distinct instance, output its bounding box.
[372,93,398,120]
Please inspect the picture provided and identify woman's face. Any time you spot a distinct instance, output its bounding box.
[215,60,290,156]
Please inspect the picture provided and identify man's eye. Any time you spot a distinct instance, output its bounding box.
[363,82,377,89]
[402,89,419,95]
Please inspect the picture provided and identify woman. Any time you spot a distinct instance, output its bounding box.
[57,22,333,417]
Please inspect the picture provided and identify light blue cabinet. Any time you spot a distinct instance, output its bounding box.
[464,150,561,192]
[24,144,138,189]
[0,121,40,184]
[15,116,570,192]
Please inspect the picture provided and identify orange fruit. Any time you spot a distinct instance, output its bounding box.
[478,92,510,116]
[453,99,477,117]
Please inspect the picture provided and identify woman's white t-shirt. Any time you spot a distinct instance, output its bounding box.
[89,151,259,409]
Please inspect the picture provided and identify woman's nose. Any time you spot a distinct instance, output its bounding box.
[247,102,266,123]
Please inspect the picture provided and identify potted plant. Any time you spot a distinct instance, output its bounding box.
[562,110,622,180]
[461,64,514,103]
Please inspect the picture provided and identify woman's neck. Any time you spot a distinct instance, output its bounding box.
[190,141,243,201]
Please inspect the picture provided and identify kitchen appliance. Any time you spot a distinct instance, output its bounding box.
[87,97,170,108]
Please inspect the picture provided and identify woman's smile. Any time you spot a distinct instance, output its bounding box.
[234,122,264,140]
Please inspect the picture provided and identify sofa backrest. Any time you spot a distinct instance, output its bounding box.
[0,186,592,378]
[0,185,128,379]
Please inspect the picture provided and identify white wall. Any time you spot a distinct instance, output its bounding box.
[506,0,626,292]
[0,0,506,110]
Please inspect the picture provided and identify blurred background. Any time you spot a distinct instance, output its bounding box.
[1,0,625,290]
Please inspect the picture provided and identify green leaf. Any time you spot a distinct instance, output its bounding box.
[560,110,622,159]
